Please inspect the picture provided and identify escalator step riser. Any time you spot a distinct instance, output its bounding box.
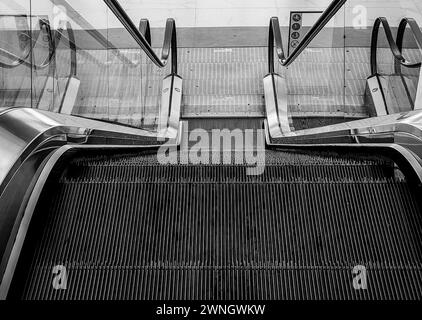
[23,267,422,300]
[17,173,422,300]
[64,165,393,183]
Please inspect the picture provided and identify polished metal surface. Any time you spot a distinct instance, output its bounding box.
[59,77,81,115]
[0,107,176,193]
[159,76,172,133]
[266,109,422,165]
[414,68,422,110]
[0,108,78,191]
[158,75,183,138]
[167,75,183,138]
[263,74,282,137]
[0,108,12,116]
[0,146,68,300]
[273,73,291,134]
[366,75,388,116]
[263,73,292,137]
[36,76,57,111]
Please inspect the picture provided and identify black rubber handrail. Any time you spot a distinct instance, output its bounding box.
[0,19,52,69]
[139,18,177,74]
[103,0,178,74]
[139,19,152,46]
[371,17,422,76]
[268,0,347,73]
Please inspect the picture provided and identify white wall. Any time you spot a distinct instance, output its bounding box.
[0,0,422,30]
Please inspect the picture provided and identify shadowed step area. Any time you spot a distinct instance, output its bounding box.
[9,149,422,300]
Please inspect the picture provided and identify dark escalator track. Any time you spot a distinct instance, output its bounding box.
[8,149,422,300]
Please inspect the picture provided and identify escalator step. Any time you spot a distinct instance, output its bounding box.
[10,151,422,300]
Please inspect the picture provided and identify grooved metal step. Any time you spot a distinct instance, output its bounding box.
[9,150,422,300]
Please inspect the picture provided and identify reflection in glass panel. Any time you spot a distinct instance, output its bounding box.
[54,0,162,132]
[105,7,147,129]
[30,0,58,112]
[0,0,167,133]
[0,0,32,108]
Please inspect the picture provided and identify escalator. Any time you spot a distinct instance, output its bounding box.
[6,146,422,300]
[1,0,422,301]
[0,15,48,107]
